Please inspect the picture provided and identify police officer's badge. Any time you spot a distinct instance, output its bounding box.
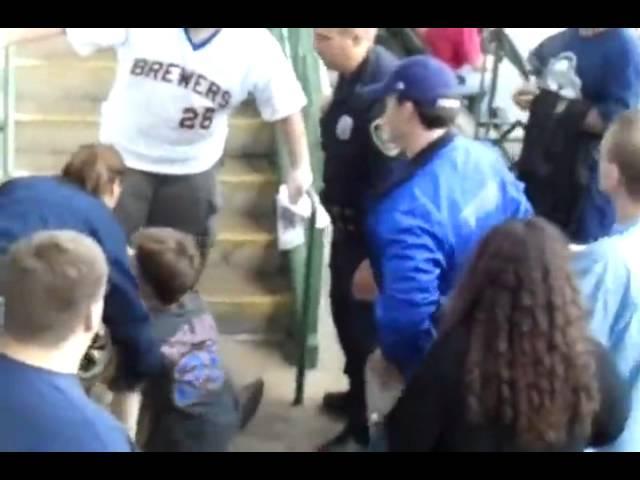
[336,115,354,141]
[370,117,402,157]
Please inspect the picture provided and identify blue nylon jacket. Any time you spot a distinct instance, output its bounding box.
[366,134,533,377]
[0,176,163,387]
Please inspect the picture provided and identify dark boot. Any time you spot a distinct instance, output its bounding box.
[237,378,265,430]
[317,422,370,452]
[321,391,353,419]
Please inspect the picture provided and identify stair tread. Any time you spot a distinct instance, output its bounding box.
[218,157,277,184]
[217,213,274,242]
[15,36,115,62]
[199,265,290,303]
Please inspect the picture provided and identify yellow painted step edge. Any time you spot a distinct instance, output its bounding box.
[203,293,291,306]
[216,231,274,243]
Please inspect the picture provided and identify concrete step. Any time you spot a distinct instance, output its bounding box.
[212,213,283,276]
[15,62,115,116]
[13,112,274,160]
[199,265,292,337]
[14,61,263,119]
[15,35,115,62]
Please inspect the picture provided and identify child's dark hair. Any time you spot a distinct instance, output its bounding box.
[61,143,126,198]
[132,227,203,306]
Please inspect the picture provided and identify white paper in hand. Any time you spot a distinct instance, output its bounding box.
[276,184,312,251]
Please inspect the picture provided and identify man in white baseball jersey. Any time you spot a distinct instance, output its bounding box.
[3,28,313,255]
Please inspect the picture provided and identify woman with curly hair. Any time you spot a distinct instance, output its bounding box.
[383,217,630,451]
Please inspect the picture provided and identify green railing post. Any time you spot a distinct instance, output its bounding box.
[1,45,15,180]
[268,28,328,404]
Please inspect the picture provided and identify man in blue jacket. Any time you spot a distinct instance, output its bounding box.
[361,56,533,381]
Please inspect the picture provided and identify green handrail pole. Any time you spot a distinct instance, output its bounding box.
[268,29,327,403]
[2,45,15,180]
[293,209,316,405]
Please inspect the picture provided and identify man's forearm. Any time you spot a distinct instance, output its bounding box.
[276,112,311,172]
[2,28,64,46]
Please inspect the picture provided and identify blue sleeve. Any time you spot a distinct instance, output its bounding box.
[374,207,447,379]
[528,29,571,77]
[91,217,164,388]
[103,251,164,387]
[596,33,640,124]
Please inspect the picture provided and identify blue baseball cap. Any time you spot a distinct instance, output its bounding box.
[363,55,463,109]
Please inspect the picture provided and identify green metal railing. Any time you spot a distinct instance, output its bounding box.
[269,28,328,405]
[1,45,15,180]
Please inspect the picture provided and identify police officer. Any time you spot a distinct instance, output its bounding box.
[358,56,532,411]
[313,28,400,451]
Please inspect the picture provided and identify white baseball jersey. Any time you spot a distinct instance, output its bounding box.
[65,28,308,175]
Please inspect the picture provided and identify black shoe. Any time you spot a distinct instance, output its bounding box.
[321,391,352,419]
[317,424,369,452]
[238,378,265,430]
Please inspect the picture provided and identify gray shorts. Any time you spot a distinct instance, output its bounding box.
[114,164,221,254]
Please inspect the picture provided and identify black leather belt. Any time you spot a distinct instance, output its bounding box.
[327,205,364,239]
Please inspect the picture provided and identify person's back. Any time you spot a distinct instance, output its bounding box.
[0,230,134,452]
[369,133,531,298]
[573,226,640,451]
[131,228,263,452]
[0,354,132,452]
[570,110,640,451]
[141,291,238,452]
[0,176,118,252]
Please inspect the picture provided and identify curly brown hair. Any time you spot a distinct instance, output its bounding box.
[445,217,600,450]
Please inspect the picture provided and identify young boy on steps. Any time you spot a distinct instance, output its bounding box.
[131,227,263,452]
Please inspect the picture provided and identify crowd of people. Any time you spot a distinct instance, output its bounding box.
[0,27,638,452]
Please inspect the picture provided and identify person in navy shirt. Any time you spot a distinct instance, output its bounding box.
[515,28,640,243]
[0,230,134,452]
[0,144,164,394]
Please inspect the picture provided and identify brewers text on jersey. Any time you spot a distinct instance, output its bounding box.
[130,58,232,111]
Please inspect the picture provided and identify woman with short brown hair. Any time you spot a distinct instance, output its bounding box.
[0,143,163,415]
[384,217,629,451]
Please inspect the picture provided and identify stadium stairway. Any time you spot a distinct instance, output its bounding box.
[11,37,292,342]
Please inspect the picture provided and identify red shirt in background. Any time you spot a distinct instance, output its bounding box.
[421,28,483,70]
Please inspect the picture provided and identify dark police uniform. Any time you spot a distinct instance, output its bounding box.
[320,45,399,444]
